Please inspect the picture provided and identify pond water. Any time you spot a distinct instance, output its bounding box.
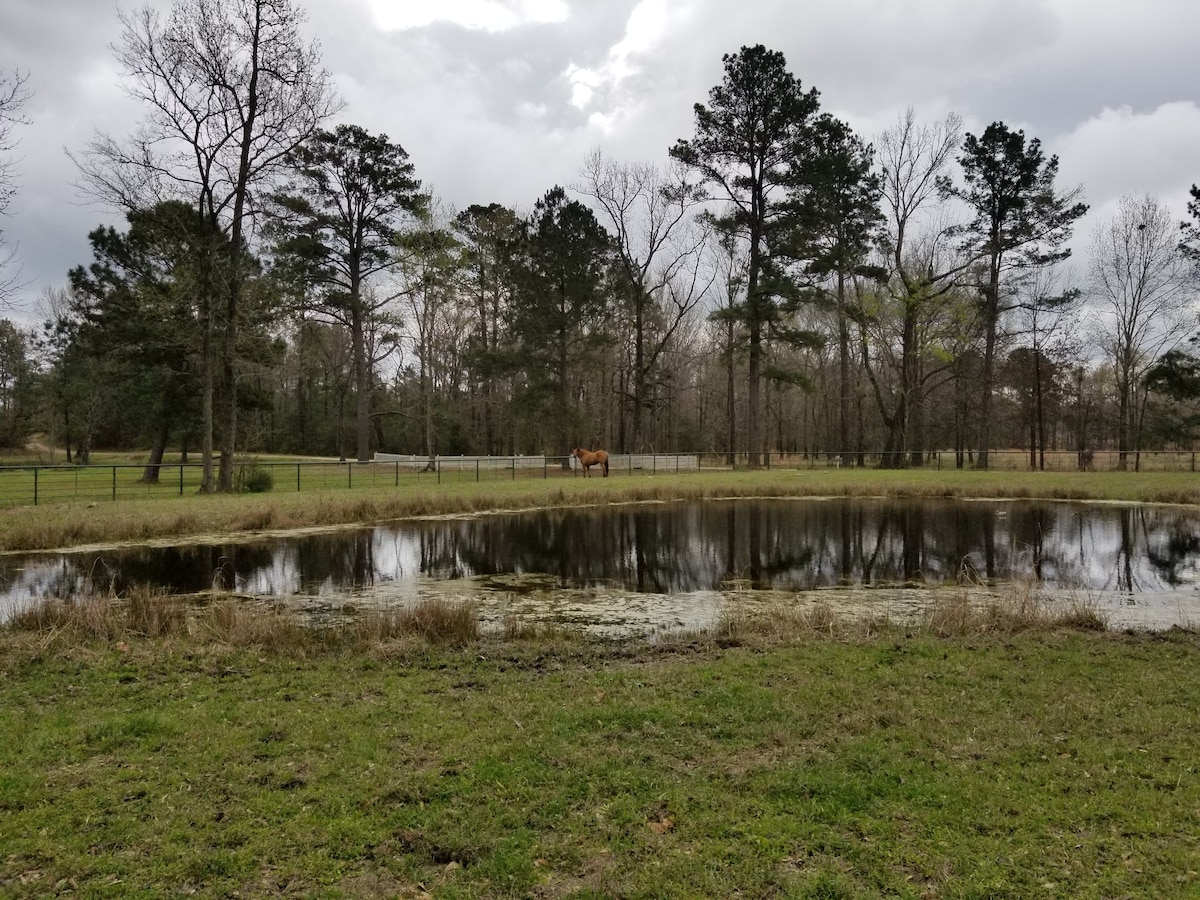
[4,498,1200,634]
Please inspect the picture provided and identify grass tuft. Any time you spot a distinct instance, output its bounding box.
[924,586,1110,636]
[355,599,479,647]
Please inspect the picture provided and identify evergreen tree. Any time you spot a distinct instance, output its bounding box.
[939,122,1087,468]
[507,187,613,462]
[268,124,425,462]
[671,45,822,467]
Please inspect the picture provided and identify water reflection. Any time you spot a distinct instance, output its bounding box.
[4,499,1200,629]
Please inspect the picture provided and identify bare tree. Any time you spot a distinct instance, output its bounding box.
[867,109,975,466]
[0,70,31,305]
[1010,264,1084,469]
[394,201,462,468]
[1089,194,1195,469]
[74,0,340,491]
[575,150,712,451]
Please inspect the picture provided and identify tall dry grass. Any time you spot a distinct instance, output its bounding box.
[352,599,479,647]
[924,586,1108,636]
[5,591,482,654]
[700,584,1109,648]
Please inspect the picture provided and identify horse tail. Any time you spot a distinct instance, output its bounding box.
[603,456,609,477]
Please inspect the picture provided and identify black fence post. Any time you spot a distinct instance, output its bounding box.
[112,466,117,501]
[33,467,38,506]
[180,464,185,494]
[476,459,480,483]
[437,460,441,484]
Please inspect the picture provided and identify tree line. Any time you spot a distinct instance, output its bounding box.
[1,2,1199,484]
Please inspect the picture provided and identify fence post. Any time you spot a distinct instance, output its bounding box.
[476,459,480,483]
[544,457,547,479]
[297,464,301,492]
[437,460,441,484]
[33,467,38,506]
[112,466,117,501]
[512,457,516,481]
[395,461,399,487]
[180,464,185,495]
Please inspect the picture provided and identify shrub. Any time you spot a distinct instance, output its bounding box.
[239,462,274,493]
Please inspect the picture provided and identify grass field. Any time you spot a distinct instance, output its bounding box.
[1,617,1198,898]
[2,467,1199,897]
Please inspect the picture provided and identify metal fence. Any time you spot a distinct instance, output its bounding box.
[0,453,703,508]
[1,448,1194,509]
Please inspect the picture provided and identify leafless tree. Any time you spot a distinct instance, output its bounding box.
[0,70,31,305]
[1089,194,1195,468]
[867,109,975,466]
[73,0,340,491]
[575,150,712,451]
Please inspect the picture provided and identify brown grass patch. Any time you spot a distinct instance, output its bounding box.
[355,599,479,646]
[925,586,1109,636]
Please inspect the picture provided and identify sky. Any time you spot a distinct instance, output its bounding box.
[1,0,1198,325]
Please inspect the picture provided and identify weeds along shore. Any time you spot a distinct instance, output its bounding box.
[2,580,1114,662]
[5,467,1200,553]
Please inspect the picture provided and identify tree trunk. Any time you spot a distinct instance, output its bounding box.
[141,410,171,484]
[976,253,1001,470]
[837,271,851,459]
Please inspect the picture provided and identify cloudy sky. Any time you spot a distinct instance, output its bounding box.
[2,0,1198,323]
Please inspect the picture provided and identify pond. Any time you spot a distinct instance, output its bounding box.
[3,498,1200,635]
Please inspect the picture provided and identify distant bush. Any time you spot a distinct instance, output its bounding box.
[238,462,274,493]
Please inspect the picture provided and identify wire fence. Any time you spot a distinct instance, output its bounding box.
[0,453,702,508]
[0,448,1194,509]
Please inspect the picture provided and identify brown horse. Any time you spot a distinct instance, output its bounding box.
[572,447,609,477]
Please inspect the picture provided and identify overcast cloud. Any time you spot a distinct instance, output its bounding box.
[1,0,1197,322]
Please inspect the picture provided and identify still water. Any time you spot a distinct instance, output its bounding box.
[4,498,1200,634]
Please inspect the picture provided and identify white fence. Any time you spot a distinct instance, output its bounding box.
[373,452,701,473]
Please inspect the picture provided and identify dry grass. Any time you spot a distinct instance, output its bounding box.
[699,584,1110,649]
[4,592,482,654]
[925,586,1109,636]
[353,599,479,647]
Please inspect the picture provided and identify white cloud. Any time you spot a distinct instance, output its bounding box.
[1056,101,1200,227]
[363,0,568,32]
[566,0,677,110]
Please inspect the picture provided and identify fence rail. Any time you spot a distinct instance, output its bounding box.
[0,449,1193,509]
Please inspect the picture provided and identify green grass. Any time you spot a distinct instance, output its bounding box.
[1,626,1198,897]
[5,466,1200,553]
